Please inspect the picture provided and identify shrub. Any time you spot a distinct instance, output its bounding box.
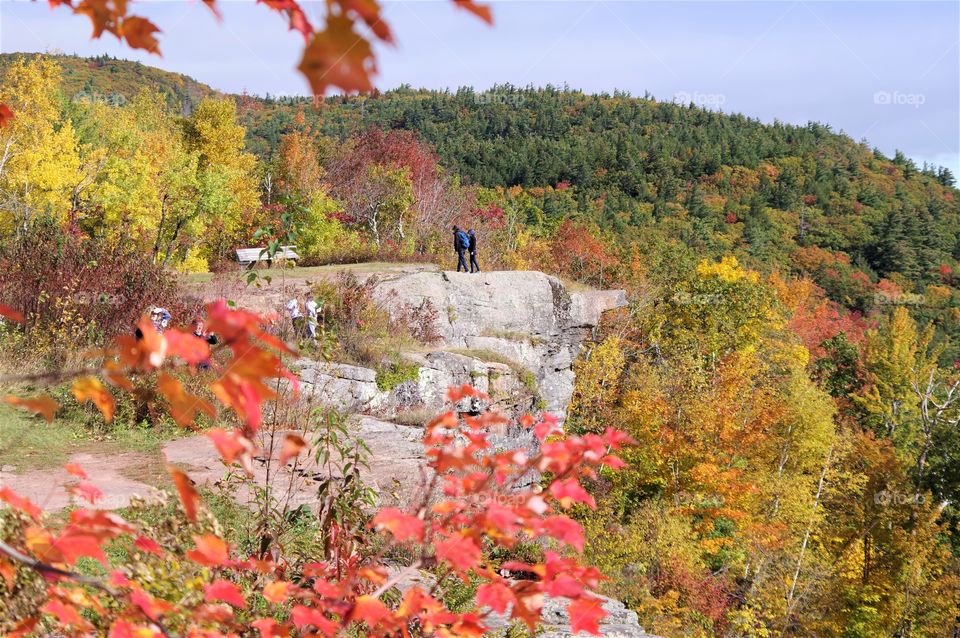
[313,271,440,366]
[0,219,197,365]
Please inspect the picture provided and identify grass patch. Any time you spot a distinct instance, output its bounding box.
[479,329,544,346]
[375,360,420,392]
[0,406,84,471]
[448,349,540,398]
[0,404,188,473]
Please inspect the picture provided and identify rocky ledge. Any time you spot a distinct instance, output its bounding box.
[298,270,627,425]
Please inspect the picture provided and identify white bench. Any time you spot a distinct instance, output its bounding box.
[235,246,299,268]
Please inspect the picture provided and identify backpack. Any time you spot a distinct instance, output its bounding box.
[456,230,469,249]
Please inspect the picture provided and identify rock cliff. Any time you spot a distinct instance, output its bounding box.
[299,270,627,425]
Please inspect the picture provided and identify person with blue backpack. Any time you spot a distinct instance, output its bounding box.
[453,225,470,272]
[468,228,480,273]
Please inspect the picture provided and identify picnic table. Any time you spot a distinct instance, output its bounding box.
[235,246,299,268]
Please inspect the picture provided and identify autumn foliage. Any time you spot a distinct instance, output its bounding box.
[0,302,631,637]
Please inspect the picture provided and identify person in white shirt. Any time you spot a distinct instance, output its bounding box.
[304,292,319,339]
[285,297,304,336]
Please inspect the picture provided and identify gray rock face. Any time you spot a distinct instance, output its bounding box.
[298,361,385,414]
[537,595,655,638]
[484,594,655,638]
[296,271,625,426]
[373,271,626,424]
[352,416,427,507]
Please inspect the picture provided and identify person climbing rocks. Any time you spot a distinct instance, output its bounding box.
[453,225,470,272]
[468,228,480,273]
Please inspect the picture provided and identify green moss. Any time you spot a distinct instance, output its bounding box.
[375,360,420,392]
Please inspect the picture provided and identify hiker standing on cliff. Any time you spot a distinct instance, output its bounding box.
[468,228,481,273]
[453,225,469,272]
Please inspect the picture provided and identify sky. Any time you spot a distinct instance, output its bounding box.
[1,0,958,174]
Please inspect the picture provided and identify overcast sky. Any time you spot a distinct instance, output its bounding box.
[1,0,957,174]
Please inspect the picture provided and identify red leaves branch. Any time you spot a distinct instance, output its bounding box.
[0,298,631,638]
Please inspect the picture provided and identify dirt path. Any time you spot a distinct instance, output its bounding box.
[0,450,162,511]
[0,416,427,514]
[182,261,438,314]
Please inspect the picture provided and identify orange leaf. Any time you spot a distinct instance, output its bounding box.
[549,477,596,509]
[435,533,481,571]
[342,0,393,43]
[371,507,424,542]
[0,486,43,520]
[64,463,88,479]
[540,515,585,551]
[72,376,115,422]
[0,556,16,589]
[168,466,201,522]
[158,373,215,428]
[24,526,64,564]
[109,619,164,638]
[291,605,338,636]
[476,581,515,614]
[7,617,38,638]
[115,317,166,369]
[349,595,389,625]
[279,433,307,466]
[69,481,104,505]
[262,580,293,604]
[42,599,86,626]
[130,588,174,621]
[0,302,23,322]
[187,533,231,567]
[567,597,606,635]
[165,329,211,366]
[3,394,58,422]
[201,0,222,20]
[205,579,247,608]
[260,0,313,41]
[251,618,290,638]
[451,0,493,24]
[134,535,163,556]
[298,14,376,96]
[206,428,254,474]
[53,531,107,565]
[121,16,161,53]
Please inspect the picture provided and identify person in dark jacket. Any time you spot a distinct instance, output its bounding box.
[453,225,469,272]
[467,229,480,273]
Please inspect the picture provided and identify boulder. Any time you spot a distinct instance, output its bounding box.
[484,593,656,638]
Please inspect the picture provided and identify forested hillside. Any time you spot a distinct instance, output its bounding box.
[2,53,959,637]
[0,53,220,114]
